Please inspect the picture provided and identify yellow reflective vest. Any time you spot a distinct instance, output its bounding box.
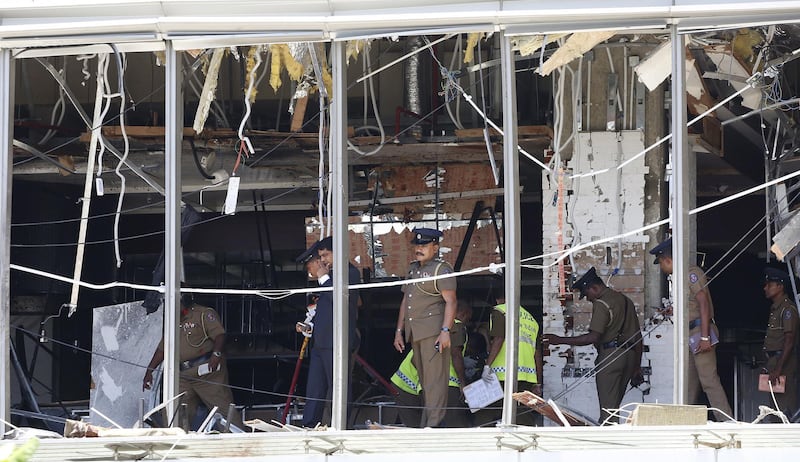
[391,320,468,394]
[489,304,539,383]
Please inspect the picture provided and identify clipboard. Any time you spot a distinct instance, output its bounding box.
[463,371,504,413]
[758,374,786,393]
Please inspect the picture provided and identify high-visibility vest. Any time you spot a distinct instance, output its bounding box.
[391,351,420,395]
[391,320,468,394]
[489,304,539,383]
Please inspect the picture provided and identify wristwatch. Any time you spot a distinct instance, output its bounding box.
[441,327,450,333]
[212,351,223,357]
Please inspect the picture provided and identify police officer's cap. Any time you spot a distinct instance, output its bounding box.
[764,267,791,286]
[649,237,672,264]
[317,236,333,251]
[296,240,321,264]
[180,292,194,308]
[571,267,602,299]
[411,227,443,245]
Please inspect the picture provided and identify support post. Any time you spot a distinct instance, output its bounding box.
[164,41,183,421]
[0,49,14,435]
[500,31,521,426]
[670,26,690,406]
[331,40,350,430]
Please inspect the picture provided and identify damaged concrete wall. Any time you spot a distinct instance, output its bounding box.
[542,131,674,424]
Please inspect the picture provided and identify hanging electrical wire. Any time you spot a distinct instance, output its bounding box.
[348,41,386,157]
[109,44,131,268]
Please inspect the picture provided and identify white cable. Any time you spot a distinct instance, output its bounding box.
[111,46,129,268]
[444,34,465,130]
[38,60,66,146]
[306,43,329,239]
[237,46,262,157]
[690,167,800,216]
[349,43,386,156]
[95,54,114,177]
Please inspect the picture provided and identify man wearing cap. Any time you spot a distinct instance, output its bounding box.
[650,237,733,421]
[393,227,457,427]
[295,236,361,428]
[390,300,473,427]
[142,293,243,430]
[544,267,643,424]
[761,267,798,415]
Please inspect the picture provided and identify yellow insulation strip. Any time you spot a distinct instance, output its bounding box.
[244,46,260,104]
[192,48,225,135]
[463,32,484,64]
[514,33,567,57]
[282,45,305,82]
[346,40,367,64]
[269,44,283,92]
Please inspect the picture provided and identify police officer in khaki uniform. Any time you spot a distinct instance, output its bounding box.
[545,267,643,425]
[143,294,242,430]
[390,301,472,427]
[761,267,798,415]
[393,227,457,427]
[651,238,733,421]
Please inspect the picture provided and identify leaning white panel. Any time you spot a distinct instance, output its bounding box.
[90,302,162,428]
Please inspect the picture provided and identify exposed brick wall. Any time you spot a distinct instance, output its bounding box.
[542,131,674,424]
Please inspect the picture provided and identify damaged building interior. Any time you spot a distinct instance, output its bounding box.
[3,0,800,460]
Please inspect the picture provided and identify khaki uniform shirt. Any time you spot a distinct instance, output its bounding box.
[158,305,225,361]
[687,265,714,327]
[588,287,639,348]
[402,258,456,342]
[764,297,799,352]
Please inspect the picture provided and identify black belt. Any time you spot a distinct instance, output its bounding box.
[689,318,701,330]
[180,352,212,371]
[601,340,632,350]
[765,350,784,358]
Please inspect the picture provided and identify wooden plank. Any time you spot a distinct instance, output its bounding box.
[513,391,594,426]
[290,95,309,132]
[455,125,553,139]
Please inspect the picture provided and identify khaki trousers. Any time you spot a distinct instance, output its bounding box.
[411,335,450,427]
[687,345,733,421]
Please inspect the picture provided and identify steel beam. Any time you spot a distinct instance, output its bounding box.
[163,41,182,422]
[500,31,521,426]
[0,48,13,436]
[331,40,349,430]
[670,26,690,406]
